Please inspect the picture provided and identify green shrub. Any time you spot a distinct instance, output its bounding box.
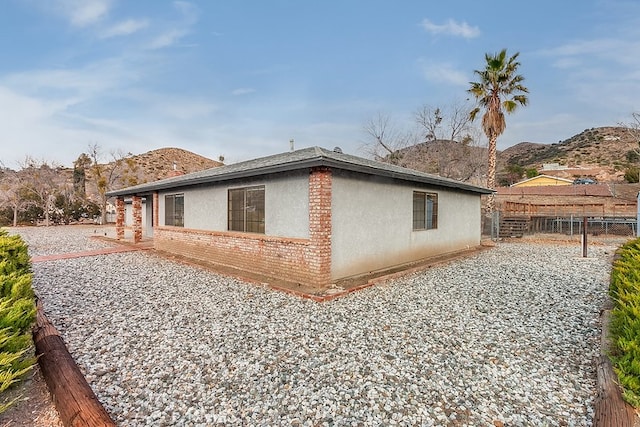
[625,166,640,183]
[610,238,640,406]
[0,230,36,413]
[0,231,30,276]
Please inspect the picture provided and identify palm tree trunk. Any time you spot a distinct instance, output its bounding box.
[486,134,497,214]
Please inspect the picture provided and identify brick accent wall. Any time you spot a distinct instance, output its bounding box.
[153,192,159,228]
[153,167,334,289]
[154,227,318,285]
[115,197,125,240]
[132,196,142,243]
[308,167,332,286]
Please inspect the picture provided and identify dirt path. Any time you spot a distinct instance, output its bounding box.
[0,366,62,427]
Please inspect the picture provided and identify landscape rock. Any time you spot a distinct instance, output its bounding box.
[13,226,622,426]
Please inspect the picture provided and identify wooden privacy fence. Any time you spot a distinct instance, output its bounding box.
[502,201,637,217]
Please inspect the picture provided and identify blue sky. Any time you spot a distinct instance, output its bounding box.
[1,0,639,168]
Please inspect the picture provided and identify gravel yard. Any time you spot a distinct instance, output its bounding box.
[14,226,621,426]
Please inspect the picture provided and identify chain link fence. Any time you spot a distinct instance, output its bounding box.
[483,212,637,239]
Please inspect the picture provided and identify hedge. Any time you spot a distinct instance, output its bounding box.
[610,238,640,407]
[0,230,36,413]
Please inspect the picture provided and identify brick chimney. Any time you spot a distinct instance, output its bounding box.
[166,162,185,178]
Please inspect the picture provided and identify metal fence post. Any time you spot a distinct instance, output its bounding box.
[492,210,500,241]
[582,216,588,257]
[570,214,573,236]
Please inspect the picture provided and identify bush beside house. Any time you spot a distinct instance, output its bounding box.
[0,230,36,413]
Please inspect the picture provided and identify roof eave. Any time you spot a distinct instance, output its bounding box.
[107,156,493,197]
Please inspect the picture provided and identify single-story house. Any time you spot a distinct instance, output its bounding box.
[511,175,573,187]
[107,146,492,289]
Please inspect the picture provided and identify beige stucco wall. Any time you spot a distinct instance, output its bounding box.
[330,170,481,280]
[124,199,147,230]
[157,171,310,238]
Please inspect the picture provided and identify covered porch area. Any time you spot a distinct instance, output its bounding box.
[114,192,157,244]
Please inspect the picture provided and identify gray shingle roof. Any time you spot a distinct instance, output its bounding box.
[107,146,493,196]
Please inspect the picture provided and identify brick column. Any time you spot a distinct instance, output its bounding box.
[115,197,125,240]
[132,196,142,243]
[153,191,159,228]
[309,167,332,287]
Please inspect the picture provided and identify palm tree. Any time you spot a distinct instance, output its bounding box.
[468,49,529,214]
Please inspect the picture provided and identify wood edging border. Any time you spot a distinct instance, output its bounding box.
[593,306,638,427]
[33,300,116,427]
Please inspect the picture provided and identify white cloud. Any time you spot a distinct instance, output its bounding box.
[149,29,188,49]
[535,35,640,114]
[421,62,468,86]
[100,18,149,38]
[541,38,622,58]
[421,18,480,39]
[147,1,198,49]
[2,58,139,98]
[55,0,112,27]
[0,85,89,167]
[552,57,581,69]
[173,1,198,23]
[538,37,640,69]
[232,88,256,96]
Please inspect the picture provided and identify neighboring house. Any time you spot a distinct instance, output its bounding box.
[107,147,492,290]
[511,175,573,187]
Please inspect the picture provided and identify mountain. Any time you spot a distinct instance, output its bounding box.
[499,126,638,174]
[381,126,638,185]
[117,147,223,185]
[382,140,487,186]
[84,147,223,194]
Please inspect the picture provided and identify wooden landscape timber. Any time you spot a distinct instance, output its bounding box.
[32,300,115,427]
[593,307,638,427]
[593,356,636,427]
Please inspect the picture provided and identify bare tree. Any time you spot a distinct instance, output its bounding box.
[361,102,486,184]
[620,112,640,147]
[20,157,60,226]
[0,168,33,226]
[87,144,128,225]
[619,112,640,183]
[415,106,443,142]
[361,113,420,164]
[415,102,487,182]
[415,102,477,144]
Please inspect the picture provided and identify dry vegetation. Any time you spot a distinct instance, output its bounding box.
[88,147,223,189]
[499,126,639,178]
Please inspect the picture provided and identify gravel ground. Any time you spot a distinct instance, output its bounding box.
[12,226,623,426]
[13,225,112,257]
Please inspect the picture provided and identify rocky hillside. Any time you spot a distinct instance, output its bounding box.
[499,127,638,173]
[92,147,223,191]
[384,140,487,186]
[382,126,639,184]
[121,147,223,184]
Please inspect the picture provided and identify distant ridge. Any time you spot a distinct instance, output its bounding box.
[128,147,223,183]
[82,147,223,196]
[499,127,637,170]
